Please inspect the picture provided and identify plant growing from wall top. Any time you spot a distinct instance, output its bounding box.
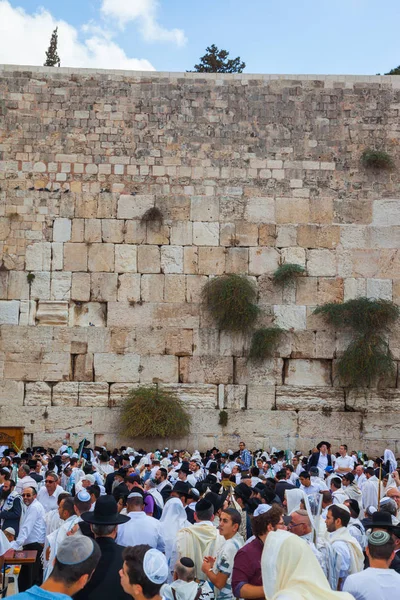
[249,327,284,363]
[120,385,191,438]
[361,149,394,170]
[314,298,400,387]
[273,263,306,284]
[201,274,260,332]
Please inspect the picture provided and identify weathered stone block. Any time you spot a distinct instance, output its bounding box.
[235,358,283,385]
[193,222,219,246]
[170,222,193,246]
[307,250,336,276]
[51,272,71,301]
[297,412,362,442]
[53,218,71,242]
[179,356,233,384]
[30,272,51,300]
[281,247,306,267]
[117,195,154,219]
[36,301,68,325]
[273,305,306,330]
[139,355,179,383]
[225,248,249,274]
[0,380,24,406]
[343,278,366,301]
[115,245,137,273]
[191,197,219,222]
[101,219,125,243]
[198,247,225,275]
[245,197,275,223]
[317,278,344,304]
[0,300,20,325]
[79,382,109,407]
[117,274,141,302]
[161,246,184,273]
[249,247,279,275]
[74,353,94,382]
[26,242,51,271]
[137,245,160,273]
[94,353,140,383]
[88,244,114,272]
[64,243,88,272]
[259,224,277,246]
[52,382,79,406]
[276,198,310,224]
[24,382,52,405]
[90,273,118,302]
[247,385,275,410]
[284,359,331,386]
[84,219,102,243]
[161,383,217,409]
[165,329,193,356]
[276,386,344,411]
[372,199,400,226]
[366,278,392,301]
[164,275,186,303]
[7,272,29,300]
[296,278,317,305]
[71,273,91,301]
[69,302,106,327]
[222,384,246,409]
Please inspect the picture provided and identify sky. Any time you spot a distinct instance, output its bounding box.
[1,0,400,74]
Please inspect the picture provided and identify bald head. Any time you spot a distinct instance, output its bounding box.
[386,488,400,509]
[290,509,312,536]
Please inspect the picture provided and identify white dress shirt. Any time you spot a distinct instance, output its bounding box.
[116,511,165,551]
[15,475,38,495]
[334,455,355,472]
[11,499,46,548]
[37,485,64,512]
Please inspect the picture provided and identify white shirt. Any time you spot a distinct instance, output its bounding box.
[11,499,46,548]
[335,455,355,472]
[15,475,38,495]
[343,567,400,599]
[116,511,165,551]
[0,529,10,556]
[37,485,64,512]
[317,454,328,472]
[300,483,321,496]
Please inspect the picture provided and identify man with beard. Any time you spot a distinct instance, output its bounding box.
[155,468,172,503]
[0,479,23,536]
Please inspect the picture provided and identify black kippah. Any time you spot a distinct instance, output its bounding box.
[181,557,195,568]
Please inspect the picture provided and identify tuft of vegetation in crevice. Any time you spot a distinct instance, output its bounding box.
[201,274,259,332]
[140,206,163,227]
[27,272,35,284]
[249,327,284,363]
[273,263,305,284]
[361,149,394,170]
[218,410,228,427]
[120,385,191,438]
[314,298,399,388]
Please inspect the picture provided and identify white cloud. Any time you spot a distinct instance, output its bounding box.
[101,0,187,46]
[0,1,155,70]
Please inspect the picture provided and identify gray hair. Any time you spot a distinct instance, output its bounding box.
[174,559,195,582]
[20,464,30,476]
[91,524,117,536]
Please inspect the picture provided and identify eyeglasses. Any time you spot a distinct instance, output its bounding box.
[288,522,303,530]
[22,494,32,498]
[45,480,56,483]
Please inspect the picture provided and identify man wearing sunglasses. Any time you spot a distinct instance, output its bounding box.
[37,472,63,512]
[10,486,46,591]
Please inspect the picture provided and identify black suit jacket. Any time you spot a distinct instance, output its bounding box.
[275,481,295,503]
[29,472,43,483]
[307,452,333,470]
[105,472,116,495]
[74,537,130,600]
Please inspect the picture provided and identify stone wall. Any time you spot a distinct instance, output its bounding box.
[1,65,400,454]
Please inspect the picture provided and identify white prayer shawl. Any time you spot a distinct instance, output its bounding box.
[261,530,354,600]
[343,483,363,505]
[44,514,81,580]
[361,476,383,509]
[160,498,190,580]
[384,449,397,473]
[147,487,164,510]
[325,527,364,591]
[176,522,223,580]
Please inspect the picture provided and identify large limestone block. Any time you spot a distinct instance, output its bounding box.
[186,275,208,303]
[235,358,283,385]
[117,195,154,219]
[221,384,246,409]
[247,385,275,410]
[273,305,306,330]
[74,353,94,381]
[84,219,102,243]
[190,197,219,222]
[69,303,106,327]
[64,243,88,272]
[146,223,170,246]
[179,356,233,384]
[0,301,20,325]
[88,244,114,272]
[362,413,400,441]
[164,275,186,303]
[0,272,8,300]
[24,382,52,406]
[225,248,249,274]
[276,198,310,224]
[249,248,279,275]
[36,301,68,325]
[115,245,137,273]
[30,272,51,300]
[139,356,179,383]
[7,272,29,300]
[153,303,200,328]
[26,242,51,271]
[165,329,193,356]
[193,329,220,356]
[110,383,141,407]
[351,250,380,278]
[71,273,91,301]
[94,353,140,383]
[346,389,400,413]
[245,197,275,223]
[0,326,53,353]
[317,278,344,304]
[366,278,392,301]
[161,246,184,273]
[90,273,118,301]
[193,223,219,246]
[79,382,109,407]
[198,247,226,275]
[51,272,71,301]
[0,406,48,433]
[226,410,298,446]
[134,327,166,356]
[281,247,306,267]
[307,250,336,277]
[52,382,79,406]
[125,221,146,244]
[118,274,141,302]
[53,218,71,242]
[296,278,318,305]
[0,380,24,406]
[285,359,331,386]
[19,300,36,326]
[102,219,125,243]
[170,222,193,246]
[372,199,400,226]
[276,386,345,411]
[141,274,165,302]
[297,411,362,441]
[44,407,93,434]
[92,407,122,434]
[137,246,161,274]
[108,302,156,327]
[161,383,217,409]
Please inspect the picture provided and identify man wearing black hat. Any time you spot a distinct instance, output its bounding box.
[368,511,400,574]
[74,495,131,600]
[307,441,334,476]
[176,498,223,580]
[177,463,196,487]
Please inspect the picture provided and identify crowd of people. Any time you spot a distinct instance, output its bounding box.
[0,438,399,599]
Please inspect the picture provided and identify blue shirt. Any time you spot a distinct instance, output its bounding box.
[240,449,252,470]
[10,585,70,600]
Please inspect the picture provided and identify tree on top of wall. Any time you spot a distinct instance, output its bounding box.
[191,44,245,73]
[44,27,61,67]
[385,65,400,75]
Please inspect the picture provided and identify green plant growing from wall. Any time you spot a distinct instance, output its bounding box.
[201,274,259,332]
[249,327,284,363]
[26,272,35,284]
[361,149,394,170]
[218,410,228,427]
[314,298,399,387]
[273,263,306,284]
[120,385,191,438]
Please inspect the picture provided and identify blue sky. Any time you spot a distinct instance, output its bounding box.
[1,0,400,74]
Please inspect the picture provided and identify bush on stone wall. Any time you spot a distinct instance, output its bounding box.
[202,274,259,332]
[314,298,399,387]
[361,149,394,170]
[273,263,305,284]
[249,327,284,362]
[120,385,191,438]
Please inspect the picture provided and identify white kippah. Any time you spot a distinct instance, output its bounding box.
[77,490,91,502]
[57,536,94,565]
[253,504,271,517]
[335,503,351,514]
[143,549,168,584]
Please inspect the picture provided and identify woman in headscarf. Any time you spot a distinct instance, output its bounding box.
[160,497,190,581]
[261,529,354,600]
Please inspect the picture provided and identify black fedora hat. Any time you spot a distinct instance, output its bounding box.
[172,481,191,496]
[177,462,192,475]
[234,483,252,502]
[371,511,394,530]
[317,441,331,450]
[81,495,130,525]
